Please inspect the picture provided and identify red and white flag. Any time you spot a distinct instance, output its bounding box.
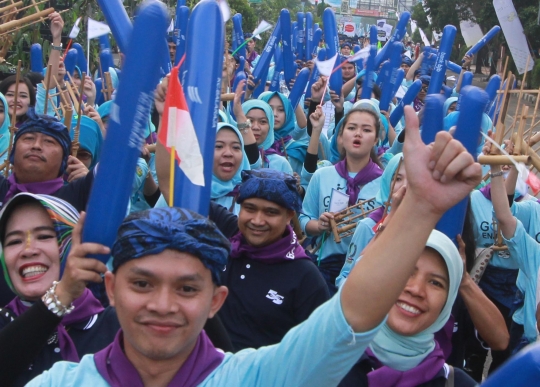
[158,64,205,186]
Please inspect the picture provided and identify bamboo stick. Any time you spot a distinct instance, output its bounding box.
[0,7,53,33]
[43,63,52,114]
[492,72,514,154]
[512,133,540,172]
[4,0,47,15]
[0,9,68,37]
[5,60,21,177]
[0,1,22,14]
[478,155,530,165]
[71,72,85,157]
[514,105,529,156]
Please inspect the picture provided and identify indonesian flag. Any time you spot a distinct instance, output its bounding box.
[158,64,205,186]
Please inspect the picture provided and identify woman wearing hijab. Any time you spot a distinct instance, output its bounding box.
[300,105,383,294]
[234,98,293,174]
[0,93,11,167]
[212,123,251,214]
[259,91,308,175]
[69,116,103,170]
[336,153,405,288]
[339,230,477,386]
[0,193,119,387]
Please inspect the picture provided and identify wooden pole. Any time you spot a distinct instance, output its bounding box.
[5,60,21,177]
[478,155,530,165]
[0,7,54,33]
[43,63,52,114]
[491,72,514,154]
[514,105,529,156]
[0,1,23,14]
[71,72,86,157]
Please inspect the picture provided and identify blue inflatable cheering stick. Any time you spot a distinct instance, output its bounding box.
[173,0,224,215]
[323,8,342,96]
[389,79,422,127]
[72,43,88,74]
[174,5,189,67]
[252,20,280,88]
[82,0,168,262]
[435,86,489,243]
[280,9,296,89]
[305,12,313,60]
[427,25,456,95]
[464,26,501,60]
[30,43,42,73]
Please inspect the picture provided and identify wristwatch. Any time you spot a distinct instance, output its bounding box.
[238,119,251,134]
[51,43,63,52]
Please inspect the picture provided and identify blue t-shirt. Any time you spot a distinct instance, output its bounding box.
[299,166,381,260]
[27,289,386,387]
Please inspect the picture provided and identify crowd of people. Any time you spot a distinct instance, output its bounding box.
[0,6,538,387]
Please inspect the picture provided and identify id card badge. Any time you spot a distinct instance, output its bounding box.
[329,189,350,213]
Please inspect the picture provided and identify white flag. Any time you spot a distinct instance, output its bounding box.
[253,20,272,40]
[348,46,369,63]
[167,19,174,33]
[315,54,338,77]
[493,0,533,74]
[419,28,431,46]
[69,17,82,39]
[87,18,111,40]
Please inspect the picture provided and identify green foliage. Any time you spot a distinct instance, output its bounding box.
[531,59,540,89]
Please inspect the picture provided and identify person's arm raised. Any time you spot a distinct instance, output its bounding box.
[341,106,482,332]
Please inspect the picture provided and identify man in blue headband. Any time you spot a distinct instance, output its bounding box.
[341,42,352,56]
[27,107,483,387]
[218,169,329,351]
[0,108,93,211]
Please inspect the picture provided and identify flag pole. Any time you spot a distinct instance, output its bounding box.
[169,146,175,207]
[87,32,90,78]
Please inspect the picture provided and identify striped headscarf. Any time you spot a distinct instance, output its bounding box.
[0,193,79,294]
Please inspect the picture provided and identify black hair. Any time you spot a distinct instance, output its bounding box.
[354,79,381,102]
[0,75,37,108]
[461,200,477,273]
[24,72,44,89]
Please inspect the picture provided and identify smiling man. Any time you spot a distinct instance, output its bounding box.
[219,169,329,350]
[26,107,483,387]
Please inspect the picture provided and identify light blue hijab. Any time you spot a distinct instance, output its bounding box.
[368,230,463,371]
[0,93,11,165]
[258,91,295,141]
[69,116,103,169]
[211,123,250,199]
[241,99,274,151]
[375,153,403,207]
[443,97,458,116]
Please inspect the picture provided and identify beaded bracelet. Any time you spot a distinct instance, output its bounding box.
[42,281,75,317]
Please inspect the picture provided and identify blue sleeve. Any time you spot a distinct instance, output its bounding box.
[503,219,540,281]
[36,84,58,118]
[204,289,386,387]
[290,122,307,141]
[299,169,321,234]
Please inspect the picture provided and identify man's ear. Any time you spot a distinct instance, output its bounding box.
[208,286,228,319]
[104,271,116,307]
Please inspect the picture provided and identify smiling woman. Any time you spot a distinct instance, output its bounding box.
[0,193,119,387]
[338,231,477,387]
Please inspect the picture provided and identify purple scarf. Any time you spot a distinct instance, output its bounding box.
[480,184,491,200]
[369,207,385,224]
[4,173,64,203]
[335,159,383,206]
[94,330,224,387]
[434,315,455,360]
[413,97,424,112]
[247,50,259,66]
[7,288,103,362]
[264,135,292,158]
[230,225,309,264]
[365,342,446,387]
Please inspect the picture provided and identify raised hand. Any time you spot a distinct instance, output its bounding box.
[55,212,109,307]
[402,105,482,216]
[309,105,325,133]
[310,76,327,103]
[48,12,64,41]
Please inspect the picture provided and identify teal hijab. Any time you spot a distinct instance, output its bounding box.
[258,91,295,141]
[0,93,11,164]
[218,109,229,124]
[211,123,250,199]
[443,97,458,116]
[375,153,403,207]
[97,100,112,119]
[70,116,103,169]
[241,99,274,151]
[368,230,463,371]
